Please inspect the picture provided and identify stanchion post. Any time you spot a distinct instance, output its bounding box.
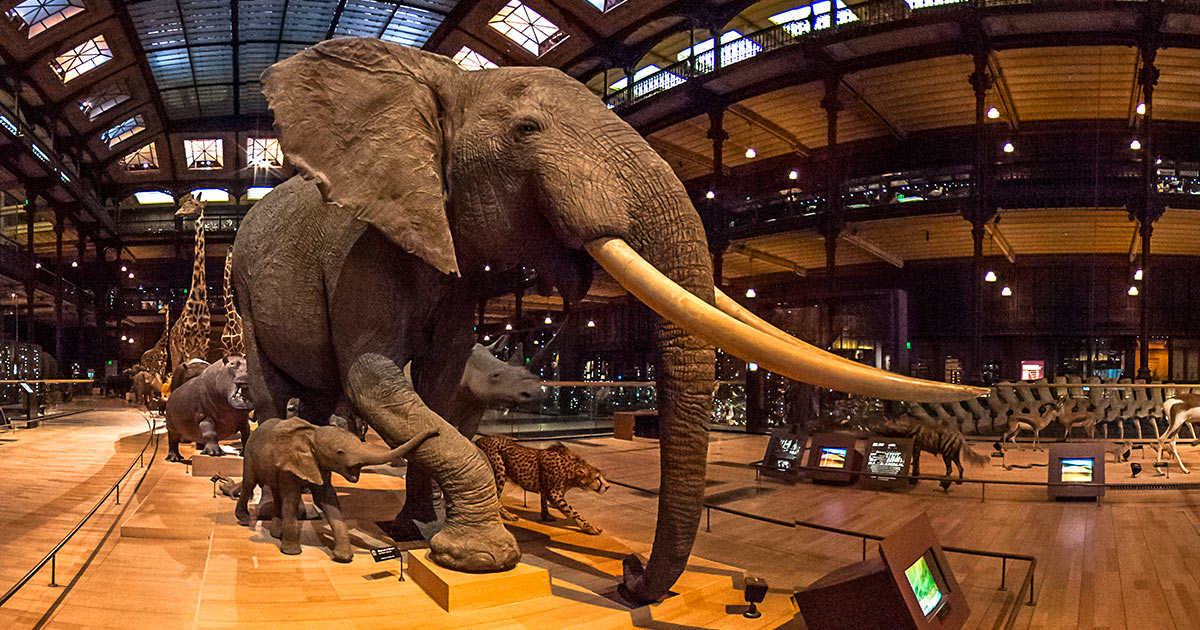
[1000,557,1007,590]
[1027,567,1036,606]
[861,537,867,561]
[116,484,120,505]
[706,506,711,532]
[49,554,56,587]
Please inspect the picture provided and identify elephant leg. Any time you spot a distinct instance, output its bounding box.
[279,478,303,555]
[241,303,290,422]
[385,462,439,540]
[264,484,283,539]
[239,418,252,453]
[198,419,223,456]
[235,467,257,525]
[297,395,338,426]
[347,353,519,573]
[312,483,353,562]
[166,431,184,462]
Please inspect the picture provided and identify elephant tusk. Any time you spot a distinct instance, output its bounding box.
[586,237,989,403]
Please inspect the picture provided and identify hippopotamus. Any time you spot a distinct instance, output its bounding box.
[165,356,254,462]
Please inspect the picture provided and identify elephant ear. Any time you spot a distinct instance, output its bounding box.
[261,37,462,276]
[274,418,324,485]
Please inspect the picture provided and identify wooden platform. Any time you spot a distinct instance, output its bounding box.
[407,550,550,612]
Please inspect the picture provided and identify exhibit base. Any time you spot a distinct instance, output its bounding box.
[408,550,551,612]
[190,453,244,478]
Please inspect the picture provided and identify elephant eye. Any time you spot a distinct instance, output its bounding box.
[511,118,543,139]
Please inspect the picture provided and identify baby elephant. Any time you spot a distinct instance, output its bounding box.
[236,417,436,562]
[475,435,609,535]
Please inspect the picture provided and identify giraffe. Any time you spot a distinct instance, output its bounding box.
[140,306,170,378]
[168,194,211,378]
[221,248,244,356]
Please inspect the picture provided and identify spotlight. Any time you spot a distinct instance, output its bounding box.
[1130,139,1142,151]
[128,338,135,344]
[748,362,759,372]
[1134,268,1143,280]
[705,190,715,200]
[788,169,798,180]
[744,147,756,159]
[70,261,77,268]
[1001,286,1012,296]
[1128,285,1139,296]
[544,315,552,325]
[1137,102,1146,115]
[986,106,1000,119]
[587,319,596,328]
[1130,462,1142,478]
[483,335,491,341]
[742,576,767,619]
[483,264,491,271]
[120,265,127,272]
[505,323,513,331]
[128,272,134,279]
[34,262,40,269]
[984,270,997,282]
[745,287,757,298]
[1003,141,1014,153]
[121,334,127,341]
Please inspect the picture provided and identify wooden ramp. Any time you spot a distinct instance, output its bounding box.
[42,448,798,629]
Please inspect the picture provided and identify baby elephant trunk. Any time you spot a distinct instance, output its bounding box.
[360,429,439,467]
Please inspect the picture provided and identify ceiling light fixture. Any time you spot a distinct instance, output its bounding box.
[986,107,1000,119]
[984,270,997,282]
[505,323,513,331]
[1001,286,1012,296]
[788,169,798,180]
[587,319,596,328]
[745,288,757,298]
[705,190,715,199]
[70,261,78,267]
[128,272,134,278]
[544,315,552,325]
[121,265,127,272]
[1134,268,1143,280]
[1003,141,1014,153]
[748,362,758,371]
[744,147,756,159]
[1137,102,1146,115]
[34,262,41,269]
[1128,285,1140,296]
[1130,139,1142,150]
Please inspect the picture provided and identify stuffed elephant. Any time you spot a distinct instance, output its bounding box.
[233,38,982,601]
[131,368,163,408]
[235,417,436,562]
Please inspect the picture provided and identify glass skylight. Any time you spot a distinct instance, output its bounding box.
[31,144,50,162]
[585,0,628,12]
[135,191,175,204]
[769,1,858,37]
[7,0,85,38]
[452,46,499,71]
[246,187,274,201]
[247,138,282,167]
[101,115,146,149]
[121,143,159,171]
[50,35,113,83]
[79,84,130,121]
[191,189,229,203]
[184,139,223,170]
[488,1,567,57]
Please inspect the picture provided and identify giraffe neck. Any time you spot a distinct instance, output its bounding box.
[186,207,207,313]
[223,250,235,314]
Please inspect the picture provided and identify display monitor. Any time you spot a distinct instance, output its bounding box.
[1060,458,1094,483]
[818,447,847,469]
[904,552,947,617]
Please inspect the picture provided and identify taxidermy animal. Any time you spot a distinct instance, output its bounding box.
[1002,398,1067,450]
[232,38,981,601]
[1158,394,1200,473]
[131,368,164,408]
[235,417,436,562]
[140,307,171,378]
[1057,407,1099,440]
[475,435,608,534]
[168,194,210,379]
[871,416,988,490]
[448,342,542,438]
[164,356,253,462]
[169,358,210,393]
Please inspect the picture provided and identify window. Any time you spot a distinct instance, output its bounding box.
[246,187,273,201]
[0,115,18,136]
[191,189,229,203]
[134,191,175,204]
[79,84,130,121]
[906,0,966,7]
[121,143,158,171]
[50,35,113,83]
[7,0,85,38]
[610,65,685,97]
[488,1,567,57]
[31,144,50,162]
[584,0,628,11]
[675,31,762,72]
[184,139,223,169]
[247,138,282,167]
[769,2,858,37]
[101,115,145,149]
[452,46,499,71]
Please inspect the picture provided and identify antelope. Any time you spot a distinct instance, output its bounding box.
[1158,394,1200,473]
[1003,398,1067,451]
[1058,406,1100,441]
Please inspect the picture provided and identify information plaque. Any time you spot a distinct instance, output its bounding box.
[862,438,914,490]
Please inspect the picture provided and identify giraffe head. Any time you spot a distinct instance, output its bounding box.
[176,194,206,218]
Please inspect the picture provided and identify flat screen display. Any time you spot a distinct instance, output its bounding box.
[904,553,946,617]
[867,441,906,480]
[1061,458,1094,483]
[817,447,847,469]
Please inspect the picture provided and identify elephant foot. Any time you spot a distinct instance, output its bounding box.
[381,516,429,542]
[165,452,185,463]
[200,444,224,457]
[280,542,302,556]
[267,519,282,540]
[236,513,253,527]
[332,547,354,563]
[499,508,519,522]
[429,520,520,573]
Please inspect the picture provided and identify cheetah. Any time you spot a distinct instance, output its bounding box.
[475,435,609,535]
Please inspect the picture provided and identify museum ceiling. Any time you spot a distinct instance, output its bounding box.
[4,0,1200,326]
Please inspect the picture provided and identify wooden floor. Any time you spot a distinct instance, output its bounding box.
[4,403,1200,629]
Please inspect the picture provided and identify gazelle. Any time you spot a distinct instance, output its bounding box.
[1058,406,1099,441]
[1003,398,1067,451]
[1158,394,1200,473]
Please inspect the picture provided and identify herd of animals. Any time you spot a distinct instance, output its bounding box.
[104,38,1200,603]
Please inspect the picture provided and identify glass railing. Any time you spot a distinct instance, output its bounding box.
[478,380,747,437]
